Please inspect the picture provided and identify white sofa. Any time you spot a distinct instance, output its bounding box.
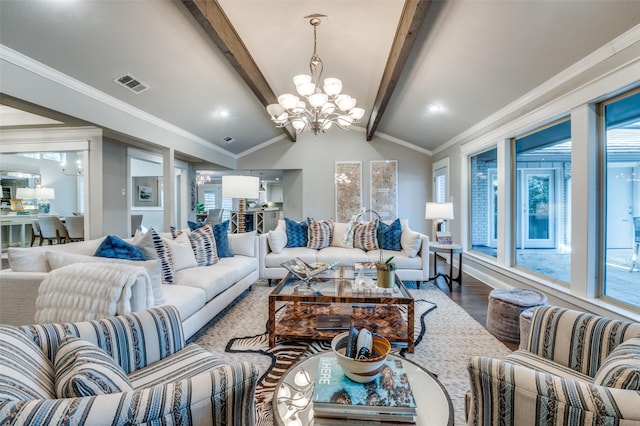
[259,219,430,284]
[0,231,259,339]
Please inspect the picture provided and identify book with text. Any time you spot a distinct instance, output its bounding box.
[312,356,417,422]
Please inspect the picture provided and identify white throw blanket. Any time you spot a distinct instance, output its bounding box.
[35,262,153,323]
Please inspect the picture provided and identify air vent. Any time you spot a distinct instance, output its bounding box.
[113,73,149,94]
[221,136,235,144]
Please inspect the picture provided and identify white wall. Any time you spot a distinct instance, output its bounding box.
[238,129,431,233]
[102,138,128,238]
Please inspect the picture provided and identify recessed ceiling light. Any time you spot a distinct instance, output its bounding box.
[428,104,441,113]
[220,110,229,118]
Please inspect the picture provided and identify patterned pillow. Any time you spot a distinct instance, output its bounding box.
[94,235,147,261]
[353,219,379,251]
[189,224,219,266]
[593,336,640,390]
[151,228,175,283]
[378,219,402,251]
[285,218,308,248]
[307,218,333,249]
[187,220,204,231]
[212,220,233,258]
[54,336,133,398]
[0,325,55,400]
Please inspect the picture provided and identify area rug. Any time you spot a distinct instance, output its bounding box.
[192,281,512,425]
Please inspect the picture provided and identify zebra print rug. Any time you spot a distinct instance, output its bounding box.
[191,280,511,425]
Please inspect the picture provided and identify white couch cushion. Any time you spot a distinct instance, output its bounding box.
[316,247,369,266]
[45,251,165,307]
[131,229,158,260]
[265,247,318,268]
[268,220,287,254]
[228,231,257,257]
[401,229,422,258]
[173,256,257,301]
[163,232,198,271]
[160,284,206,321]
[8,237,106,272]
[366,250,422,269]
[331,222,353,248]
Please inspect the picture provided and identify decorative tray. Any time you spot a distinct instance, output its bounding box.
[281,258,340,282]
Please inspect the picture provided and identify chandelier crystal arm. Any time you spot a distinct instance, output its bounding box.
[266,15,364,136]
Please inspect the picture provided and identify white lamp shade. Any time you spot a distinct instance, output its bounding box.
[278,94,299,110]
[296,82,316,96]
[323,78,342,96]
[336,95,356,111]
[222,176,259,199]
[34,187,55,200]
[267,103,284,117]
[293,74,311,85]
[308,93,328,108]
[337,115,353,127]
[348,107,365,120]
[321,102,336,115]
[425,202,454,220]
[16,187,35,199]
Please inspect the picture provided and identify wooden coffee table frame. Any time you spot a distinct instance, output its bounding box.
[268,267,415,353]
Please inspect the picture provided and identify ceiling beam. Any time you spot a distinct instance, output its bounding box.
[181,0,296,142]
[366,0,432,141]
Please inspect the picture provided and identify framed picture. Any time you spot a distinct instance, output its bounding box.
[335,161,362,223]
[10,199,24,211]
[133,176,162,207]
[370,160,398,221]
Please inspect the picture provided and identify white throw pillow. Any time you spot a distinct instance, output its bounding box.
[401,228,422,258]
[162,232,197,271]
[132,229,158,260]
[46,251,165,306]
[228,231,257,257]
[331,222,353,248]
[268,220,287,253]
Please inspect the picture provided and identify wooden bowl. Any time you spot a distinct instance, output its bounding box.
[330,331,391,383]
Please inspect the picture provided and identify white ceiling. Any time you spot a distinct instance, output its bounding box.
[1,0,639,156]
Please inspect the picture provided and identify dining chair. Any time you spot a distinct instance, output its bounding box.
[131,214,143,237]
[38,216,68,245]
[64,216,85,242]
[204,209,223,226]
[30,219,43,246]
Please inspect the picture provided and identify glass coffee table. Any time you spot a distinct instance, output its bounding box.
[268,266,415,353]
[273,352,454,426]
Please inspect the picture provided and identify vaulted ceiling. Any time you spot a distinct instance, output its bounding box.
[1,0,639,157]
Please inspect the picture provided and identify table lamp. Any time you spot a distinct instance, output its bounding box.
[425,202,454,243]
[34,187,55,214]
[222,175,259,233]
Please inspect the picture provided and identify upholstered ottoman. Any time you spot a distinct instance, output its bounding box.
[518,306,538,349]
[486,289,548,342]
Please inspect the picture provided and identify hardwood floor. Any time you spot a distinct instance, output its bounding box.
[429,255,519,351]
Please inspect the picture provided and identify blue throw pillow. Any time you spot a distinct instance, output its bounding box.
[212,220,233,258]
[285,218,308,248]
[377,218,402,251]
[94,235,147,261]
[187,220,204,231]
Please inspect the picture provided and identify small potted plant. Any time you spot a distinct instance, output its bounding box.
[376,256,396,288]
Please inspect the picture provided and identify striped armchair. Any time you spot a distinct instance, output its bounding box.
[467,306,640,425]
[0,306,258,425]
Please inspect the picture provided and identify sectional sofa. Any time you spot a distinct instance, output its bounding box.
[0,229,259,339]
[259,218,430,284]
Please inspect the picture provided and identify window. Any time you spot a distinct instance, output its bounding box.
[432,158,449,203]
[470,148,498,258]
[601,89,640,308]
[513,119,571,283]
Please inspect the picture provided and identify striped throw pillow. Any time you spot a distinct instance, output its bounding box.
[593,336,640,390]
[353,219,379,251]
[0,325,55,400]
[54,336,133,398]
[189,224,219,266]
[307,218,333,249]
[151,228,175,283]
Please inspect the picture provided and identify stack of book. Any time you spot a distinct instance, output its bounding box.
[353,262,377,278]
[311,356,417,423]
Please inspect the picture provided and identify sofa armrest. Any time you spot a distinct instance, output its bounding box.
[20,306,186,374]
[0,361,259,426]
[525,306,640,376]
[0,270,46,326]
[258,233,271,278]
[467,356,640,425]
[418,233,430,281]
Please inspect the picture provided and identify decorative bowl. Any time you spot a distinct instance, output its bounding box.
[330,331,391,383]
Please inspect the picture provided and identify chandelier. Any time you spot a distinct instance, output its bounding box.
[266,15,365,136]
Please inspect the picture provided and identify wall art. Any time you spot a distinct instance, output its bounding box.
[335,161,362,222]
[370,160,398,221]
